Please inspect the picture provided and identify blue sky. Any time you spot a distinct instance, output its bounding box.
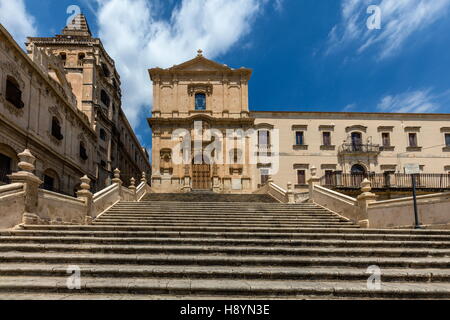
[1,0,450,151]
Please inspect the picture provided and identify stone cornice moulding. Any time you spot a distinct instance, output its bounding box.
[293,164,309,169]
[254,123,275,130]
[319,125,335,131]
[345,125,367,133]
[440,127,450,133]
[378,126,394,132]
[404,126,421,132]
[292,125,308,131]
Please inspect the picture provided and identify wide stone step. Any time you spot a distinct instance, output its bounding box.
[103,211,337,217]
[7,229,450,242]
[1,236,448,249]
[106,210,335,216]
[97,214,344,221]
[91,222,360,229]
[93,219,352,225]
[0,276,449,299]
[18,225,450,236]
[1,264,449,282]
[92,221,350,227]
[1,243,448,257]
[1,252,450,268]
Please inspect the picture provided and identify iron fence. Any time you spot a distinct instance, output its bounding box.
[320,173,450,190]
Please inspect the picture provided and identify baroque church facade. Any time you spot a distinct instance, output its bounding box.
[0,15,150,195]
[148,51,450,193]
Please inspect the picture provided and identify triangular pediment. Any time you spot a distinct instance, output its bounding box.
[170,54,231,72]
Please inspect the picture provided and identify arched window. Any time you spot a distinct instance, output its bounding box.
[51,117,63,140]
[79,141,88,160]
[5,76,24,109]
[59,52,67,61]
[78,53,85,64]
[195,93,206,111]
[351,164,366,175]
[43,169,60,192]
[101,63,110,77]
[100,90,110,107]
[100,128,107,141]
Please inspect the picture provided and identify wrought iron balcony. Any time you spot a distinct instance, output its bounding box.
[338,143,381,155]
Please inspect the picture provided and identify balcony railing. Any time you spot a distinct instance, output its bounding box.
[320,173,450,190]
[338,143,381,155]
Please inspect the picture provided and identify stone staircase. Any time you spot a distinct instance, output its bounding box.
[0,198,449,299]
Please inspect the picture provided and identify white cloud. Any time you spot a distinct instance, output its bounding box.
[0,0,37,47]
[328,0,450,59]
[95,0,271,128]
[376,89,442,113]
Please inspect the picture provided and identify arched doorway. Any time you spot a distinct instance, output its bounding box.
[192,153,211,190]
[351,164,367,187]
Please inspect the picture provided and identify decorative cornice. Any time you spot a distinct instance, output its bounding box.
[346,125,367,133]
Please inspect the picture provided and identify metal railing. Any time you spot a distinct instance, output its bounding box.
[320,173,450,190]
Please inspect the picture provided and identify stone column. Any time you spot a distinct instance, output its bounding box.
[9,149,43,225]
[182,165,192,193]
[356,179,377,228]
[307,166,321,203]
[76,175,93,225]
[129,177,137,202]
[111,168,123,200]
[287,182,295,204]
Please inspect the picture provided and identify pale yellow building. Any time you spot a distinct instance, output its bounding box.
[148,53,450,194]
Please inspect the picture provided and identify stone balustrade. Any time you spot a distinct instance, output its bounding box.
[0,149,152,229]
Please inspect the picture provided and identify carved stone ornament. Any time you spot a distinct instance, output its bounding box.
[188,84,213,96]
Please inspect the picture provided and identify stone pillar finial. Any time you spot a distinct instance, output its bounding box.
[112,168,122,184]
[360,178,372,193]
[80,175,91,192]
[77,175,93,224]
[141,172,147,184]
[9,149,42,225]
[357,178,377,228]
[18,149,36,173]
[307,166,321,204]
[129,177,137,201]
[287,182,295,204]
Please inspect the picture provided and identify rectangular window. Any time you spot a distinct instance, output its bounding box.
[261,169,269,185]
[258,130,271,146]
[323,132,331,146]
[297,170,306,185]
[295,131,305,146]
[409,133,418,147]
[445,134,450,147]
[382,132,391,147]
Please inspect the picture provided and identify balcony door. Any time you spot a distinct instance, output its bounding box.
[351,132,362,151]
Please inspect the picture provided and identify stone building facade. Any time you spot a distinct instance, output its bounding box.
[0,15,150,194]
[148,53,450,193]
